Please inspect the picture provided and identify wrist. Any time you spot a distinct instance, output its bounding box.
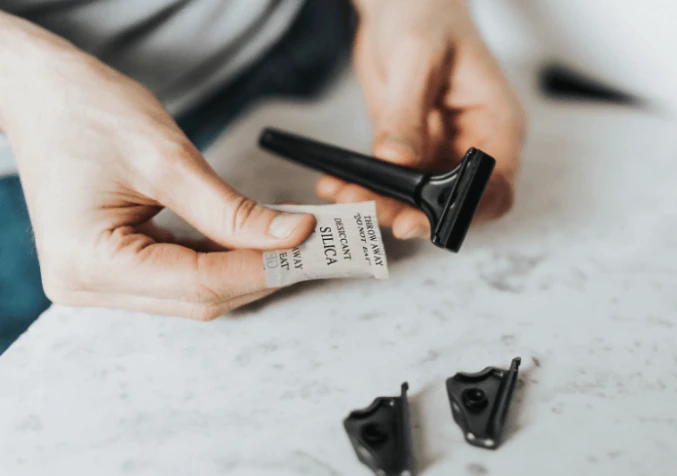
[353,0,468,20]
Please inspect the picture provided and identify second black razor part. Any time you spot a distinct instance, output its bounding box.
[259,128,495,252]
[344,383,415,476]
[446,357,521,449]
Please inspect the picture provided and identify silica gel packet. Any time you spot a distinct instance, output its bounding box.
[263,201,388,287]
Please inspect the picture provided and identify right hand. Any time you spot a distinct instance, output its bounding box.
[0,13,315,320]
[318,0,526,240]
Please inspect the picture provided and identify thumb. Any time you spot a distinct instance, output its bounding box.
[162,156,315,250]
[373,38,449,167]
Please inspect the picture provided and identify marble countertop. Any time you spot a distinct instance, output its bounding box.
[1,69,676,476]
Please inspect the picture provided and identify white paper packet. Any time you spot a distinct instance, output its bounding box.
[262,202,389,287]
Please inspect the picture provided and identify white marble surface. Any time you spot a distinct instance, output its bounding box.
[1,68,677,476]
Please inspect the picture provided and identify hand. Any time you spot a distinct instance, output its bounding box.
[0,15,315,319]
[317,0,526,239]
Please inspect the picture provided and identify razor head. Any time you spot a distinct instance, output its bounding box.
[258,127,496,254]
[429,148,496,252]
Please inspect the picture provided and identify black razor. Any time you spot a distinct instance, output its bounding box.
[259,128,496,252]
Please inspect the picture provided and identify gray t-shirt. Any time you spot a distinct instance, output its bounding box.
[0,0,304,174]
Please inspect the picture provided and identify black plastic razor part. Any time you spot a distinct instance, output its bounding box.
[344,383,415,476]
[259,128,496,252]
[446,357,521,450]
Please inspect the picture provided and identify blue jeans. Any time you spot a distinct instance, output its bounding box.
[0,0,353,355]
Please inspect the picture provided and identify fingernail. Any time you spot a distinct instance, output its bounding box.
[401,226,428,240]
[269,213,306,239]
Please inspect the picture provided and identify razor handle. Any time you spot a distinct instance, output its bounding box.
[259,128,495,252]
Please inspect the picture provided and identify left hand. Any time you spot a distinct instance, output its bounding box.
[317,0,526,239]
[0,15,316,319]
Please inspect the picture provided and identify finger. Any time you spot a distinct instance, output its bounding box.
[474,172,516,224]
[446,105,525,222]
[57,288,278,320]
[391,207,430,240]
[157,147,316,250]
[172,235,229,253]
[372,38,450,167]
[316,175,345,199]
[220,288,279,314]
[135,221,176,243]
[333,184,406,226]
[427,108,459,171]
[87,226,269,301]
[317,177,409,228]
[134,220,228,252]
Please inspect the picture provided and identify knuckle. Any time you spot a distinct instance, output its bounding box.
[185,251,256,304]
[185,253,223,304]
[188,303,223,322]
[227,195,260,235]
[486,174,516,219]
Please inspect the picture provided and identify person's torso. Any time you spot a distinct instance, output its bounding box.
[0,0,305,115]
